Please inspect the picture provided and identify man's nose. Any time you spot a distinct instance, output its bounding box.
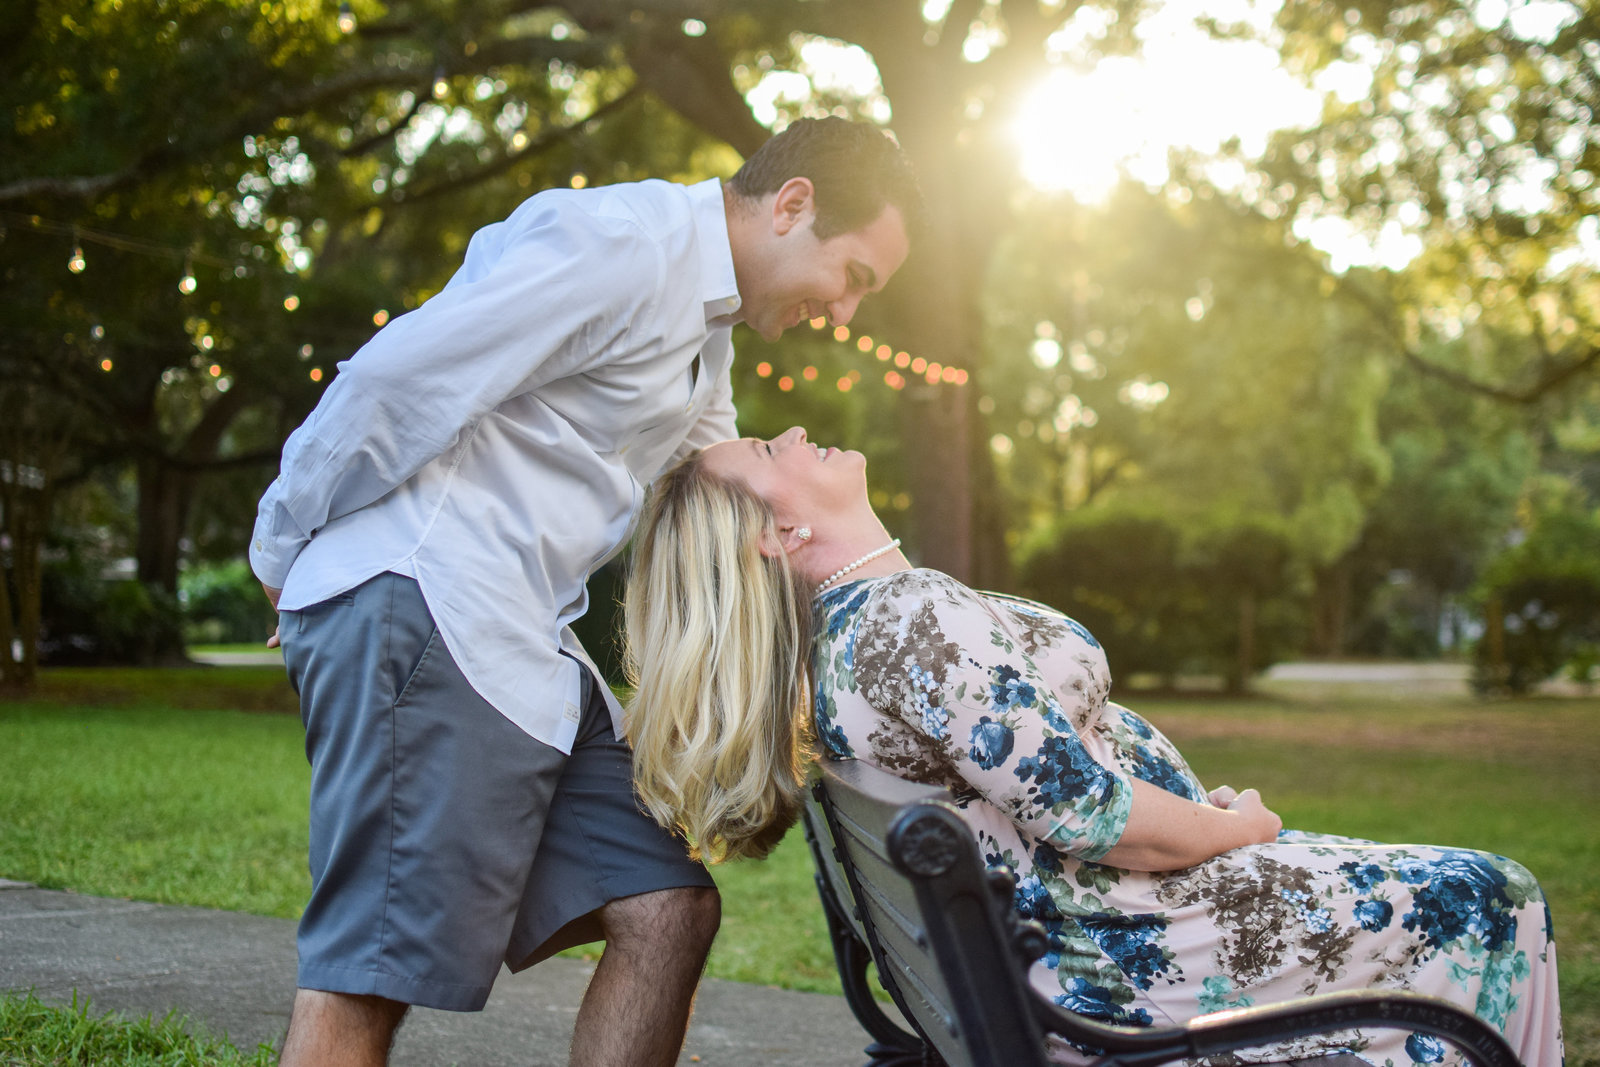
[827,293,864,327]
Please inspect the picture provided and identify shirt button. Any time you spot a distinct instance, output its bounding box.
[253,539,263,552]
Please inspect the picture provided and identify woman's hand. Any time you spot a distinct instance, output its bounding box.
[1209,784,1239,808]
[1225,787,1283,845]
[1102,779,1283,871]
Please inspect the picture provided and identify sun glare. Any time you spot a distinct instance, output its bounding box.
[1011,0,1320,204]
[1013,65,1151,203]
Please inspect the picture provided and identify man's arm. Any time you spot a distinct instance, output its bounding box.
[250,199,667,590]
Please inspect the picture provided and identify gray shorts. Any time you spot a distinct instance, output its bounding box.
[279,572,714,1012]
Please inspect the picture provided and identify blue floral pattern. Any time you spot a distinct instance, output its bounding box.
[811,570,1563,1067]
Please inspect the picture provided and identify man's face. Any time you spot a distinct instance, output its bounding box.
[736,180,911,343]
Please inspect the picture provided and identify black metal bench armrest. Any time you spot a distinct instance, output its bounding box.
[1032,988,1522,1067]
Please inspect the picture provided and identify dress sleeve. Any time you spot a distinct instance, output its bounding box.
[249,199,665,588]
[848,572,1133,862]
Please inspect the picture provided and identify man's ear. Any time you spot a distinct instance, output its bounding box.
[771,177,816,236]
[759,524,810,559]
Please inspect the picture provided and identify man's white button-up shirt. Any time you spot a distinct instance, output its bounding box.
[249,178,740,751]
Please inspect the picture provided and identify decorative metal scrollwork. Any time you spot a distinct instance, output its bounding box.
[891,810,964,878]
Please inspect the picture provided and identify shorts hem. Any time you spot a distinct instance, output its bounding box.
[508,859,717,972]
[296,961,492,1013]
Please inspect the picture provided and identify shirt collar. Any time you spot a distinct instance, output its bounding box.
[689,178,742,326]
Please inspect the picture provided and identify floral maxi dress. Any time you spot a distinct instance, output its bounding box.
[811,570,1563,1067]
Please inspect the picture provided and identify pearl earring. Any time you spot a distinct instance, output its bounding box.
[796,527,812,542]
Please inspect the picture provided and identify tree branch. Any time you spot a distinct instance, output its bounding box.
[388,84,644,206]
[342,84,433,159]
[1332,270,1600,404]
[0,63,430,204]
[1399,344,1600,404]
[0,31,613,206]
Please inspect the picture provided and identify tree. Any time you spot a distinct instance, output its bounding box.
[1336,367,1538,657]
[0,367,91,686]
[1250,0,1599,407]
[985,183,1395,675]
[2,0,731,665]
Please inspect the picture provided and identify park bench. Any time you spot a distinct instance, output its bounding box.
[800,756,1523,1067]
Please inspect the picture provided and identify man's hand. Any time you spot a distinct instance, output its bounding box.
[261,583,283,649]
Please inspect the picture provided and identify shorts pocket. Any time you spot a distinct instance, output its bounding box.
[394,626,443,708]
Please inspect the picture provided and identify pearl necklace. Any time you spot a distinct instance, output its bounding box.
[816,539,901,594]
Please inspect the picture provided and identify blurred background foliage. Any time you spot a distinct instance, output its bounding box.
[1,0,1596,693]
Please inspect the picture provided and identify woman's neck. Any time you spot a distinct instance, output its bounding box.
[806,514,910,593]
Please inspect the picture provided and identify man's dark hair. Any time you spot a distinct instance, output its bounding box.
[728,117,925,242]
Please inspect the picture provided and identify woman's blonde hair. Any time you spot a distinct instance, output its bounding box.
[623,451,814,863]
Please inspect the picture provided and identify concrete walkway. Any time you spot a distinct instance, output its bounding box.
[0,879,872,1066]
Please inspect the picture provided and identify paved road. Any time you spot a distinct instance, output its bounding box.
[0,880,874,1066]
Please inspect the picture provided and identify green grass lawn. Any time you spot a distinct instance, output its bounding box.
[0,992,276,1066]
[1,668,1595,1064]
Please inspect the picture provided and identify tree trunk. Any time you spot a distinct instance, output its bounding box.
[130,456,194,665]
[135,455,194,593]
[0,478,49,692]
[1309,560,1351,657]
[1229,590,1257,695]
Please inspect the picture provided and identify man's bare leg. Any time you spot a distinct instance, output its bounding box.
[279,989,408,1067]
[570,886,721,1067]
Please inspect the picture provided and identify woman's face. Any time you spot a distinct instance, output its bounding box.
[700,426,866,525]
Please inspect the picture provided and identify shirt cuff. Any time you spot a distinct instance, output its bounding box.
[249,528,299,591]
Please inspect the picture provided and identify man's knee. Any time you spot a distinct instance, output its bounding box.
[602,886,720,954]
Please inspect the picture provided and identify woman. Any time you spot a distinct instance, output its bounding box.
[623,427,1563,1066]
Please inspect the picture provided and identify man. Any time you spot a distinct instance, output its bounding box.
[250,117,922,1066]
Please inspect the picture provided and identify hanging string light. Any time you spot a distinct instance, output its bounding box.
[752,315,971,397]
[337,1,357,33]
[7,212,389,378]
[19,211,959,399]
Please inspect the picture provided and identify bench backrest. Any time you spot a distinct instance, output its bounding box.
[803,757,1050,1067]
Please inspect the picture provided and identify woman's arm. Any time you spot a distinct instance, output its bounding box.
[1100,779,1282,871]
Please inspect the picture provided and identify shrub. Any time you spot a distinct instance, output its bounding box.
[1471,505,1600,695]
[1018,510,1303,690]
[39,563,184,666]
[180,558,279,646]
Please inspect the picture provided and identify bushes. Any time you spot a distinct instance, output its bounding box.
[1018,510,1304,691]
[1472,504,1600,695]
[179,559,278,647]
[39,563,184,666]
[39,556,277,662]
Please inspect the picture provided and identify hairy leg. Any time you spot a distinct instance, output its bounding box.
[569,886,721,1067]
[278,989,408,1067]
